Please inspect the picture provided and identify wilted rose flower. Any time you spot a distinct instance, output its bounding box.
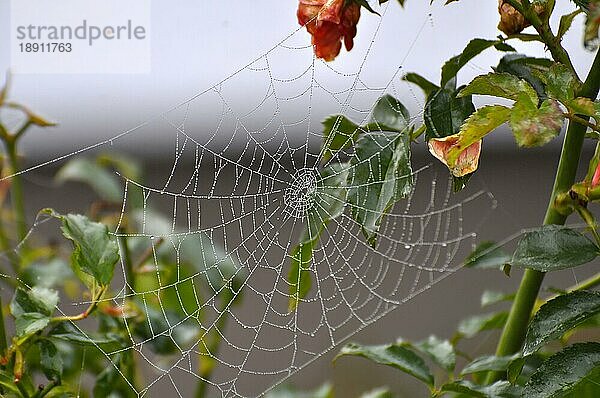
[428,135,482,177]
[297,0,361,61]
[497,0,546,35]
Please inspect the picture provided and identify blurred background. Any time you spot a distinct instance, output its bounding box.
[1,0,599,396]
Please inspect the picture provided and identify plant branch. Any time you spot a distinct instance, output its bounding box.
[567,271,600,293]
[564,113,600,134]
[487,46,600,383]
[0,296,7,357]
[51,286,106,323]
[4,137,27,244]
[505,0,578,79]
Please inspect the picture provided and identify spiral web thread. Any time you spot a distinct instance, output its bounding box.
[5,2,499,397]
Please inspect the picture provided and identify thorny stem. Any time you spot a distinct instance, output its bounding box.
[487,40,600,383]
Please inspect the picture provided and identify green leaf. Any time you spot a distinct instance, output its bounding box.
[494,42,516,52]
[510,96,563,147]
[288,163,349,311]
[370,94,410,132]
[480,290,515,307]
[10,287,58,317]
[424,88,475,140]
[558,9,583,40]
[56,158,123,202]
[354,0,380,15]
[322,115,360,161]
[534,63,581,101]
[403,73,439,98]
[49,211,120,287]
[413,335,456,372]
[511,225,599,271]
[22,259,74,289]
[523,291,600,355]
[48,322,122,351]
[585,3,600,50]
[524,343,600,397]
[38,339,63,380]
[360,388,395,398]
[458,73,538,104]
[335,342,434,387]
[441,39,499,87]
[464,241,511,270]
[15,313,50,337]
[0,370,22,396]
[266,383,334,398]
[0,73,9,106]
[93,354,137,398]
[445,105,511,167]
[288,242,315,312]
[461,354,521,376]
[347,132,412,246]
[457,312,509,338]
[495,54,550,100]
[441,380,523,398]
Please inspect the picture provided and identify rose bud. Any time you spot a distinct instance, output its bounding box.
[297,0,361,61]
[428,135,482,177]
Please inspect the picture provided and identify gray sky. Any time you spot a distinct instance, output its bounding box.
[0,0,595,159]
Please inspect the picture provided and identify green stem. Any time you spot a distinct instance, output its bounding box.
[567,271,600,293]
[0,296,7,356]
[487,46,600,383]
[195,304,229,398]
[5,138,27,243]
[119,236,135,295]
[506,0,578,78]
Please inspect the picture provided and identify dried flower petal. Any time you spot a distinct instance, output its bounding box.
[428,135,482,177]
[297,0,361,61]
[497,0,546,35]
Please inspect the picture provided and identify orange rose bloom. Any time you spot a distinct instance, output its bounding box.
[297,0,361,61]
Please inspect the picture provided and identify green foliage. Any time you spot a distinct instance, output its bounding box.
[38,339,63,380]
[412,335,456,372]
[456,312,509,339]
[511,225,599,271]
[510,96,563,147]
[440,380,522,397]
[464,241,511,270]
[459,73,538,103]
[402,73,438,98]
[523,291,600,355]
[460,354,521,376]
[322,115,360,161]
[288,163,349,310]
[45,210,120,287]
[266,383,334,398]
[347,131,413,246]
[335,342,434,387]
[524,343,600,397]
[494,55,550,100]
[56,158,123,202]
[441,39,510,87]
[10,286,58,337]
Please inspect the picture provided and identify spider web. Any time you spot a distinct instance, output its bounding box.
[6,2,499,397]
